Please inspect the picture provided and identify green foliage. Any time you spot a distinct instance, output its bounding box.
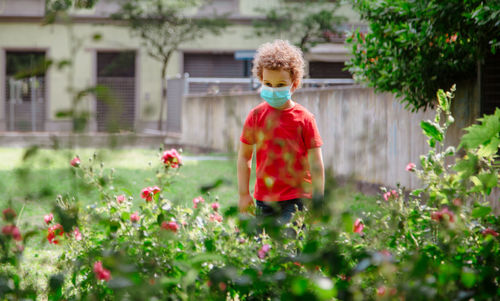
[252,0,347,52]
[346,0,500,111]
[112,0,229,73]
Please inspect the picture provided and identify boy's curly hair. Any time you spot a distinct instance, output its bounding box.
[252,40,305,83]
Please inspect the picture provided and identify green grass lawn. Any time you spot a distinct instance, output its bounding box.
[0,147,381,228]
[0,147,246,229]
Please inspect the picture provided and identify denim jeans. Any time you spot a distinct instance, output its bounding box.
[256,198,304,225]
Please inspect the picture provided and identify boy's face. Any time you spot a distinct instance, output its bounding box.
[262,68,299,93]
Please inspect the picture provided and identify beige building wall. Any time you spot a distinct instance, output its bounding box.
[0,0,362,133]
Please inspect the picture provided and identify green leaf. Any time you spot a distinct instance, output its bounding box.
[121,211,130,221]
[461,269,476,289]
[471,206,492,218]
[477,136,500,157]
[453,154,478,179]
[461,109,500,150]
[477,172,498,193]
[292,278,309,296]
[421,121,443,142]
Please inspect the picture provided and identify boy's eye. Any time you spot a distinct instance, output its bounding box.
[265,83,272,87]
[277,83,285,87]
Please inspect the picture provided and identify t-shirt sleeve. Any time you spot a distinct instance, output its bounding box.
[240,111,255,145]
[304,114,323,149]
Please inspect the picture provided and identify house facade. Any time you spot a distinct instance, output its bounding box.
[0,0,362,133]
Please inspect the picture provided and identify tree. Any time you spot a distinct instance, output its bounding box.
[112,0,229,131]
[345,0,500,112]
[252,0,347,52]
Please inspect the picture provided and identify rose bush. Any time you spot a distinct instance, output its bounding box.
[1,86,499,300]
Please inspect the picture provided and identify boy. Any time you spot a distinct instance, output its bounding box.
[237,40,324,225]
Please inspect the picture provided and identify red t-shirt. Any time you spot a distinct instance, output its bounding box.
[240,102,323,202]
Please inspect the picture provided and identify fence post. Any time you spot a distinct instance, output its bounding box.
[30,77,36,131]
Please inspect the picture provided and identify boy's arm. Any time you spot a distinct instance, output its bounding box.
[237,142,254,213]
[308,147,325,197]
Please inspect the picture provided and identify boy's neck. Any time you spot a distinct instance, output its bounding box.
[275,99,295,110]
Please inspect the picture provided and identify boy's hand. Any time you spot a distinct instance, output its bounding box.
[238,194,254,214]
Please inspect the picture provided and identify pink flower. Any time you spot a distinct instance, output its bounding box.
[406,163,416,172]
[70,157,80,167]
[161,149,182,168]
[141,186,160,202]
[161,221,179,232]
[377,286,386,296]
[258,244,271,259]
[2,208,16,221]
[431,207,455,223]
[116,195,126,204]
[211,202,220,211]
[47,224,64,244]
[44,213,54,225]
[383,190,399,201]
[353,218,364,234]
[192,196,205,209]
[130,212,141,223]
[2,225,22,241]
[93,261,111,281]
[73,227,82,241]
[209,213,223,223]
[218,282,227,291]
[482,228,499,237]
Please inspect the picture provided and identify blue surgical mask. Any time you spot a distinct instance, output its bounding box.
[260,85,292,108]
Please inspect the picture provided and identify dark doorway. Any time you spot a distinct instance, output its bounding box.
[96,51,136,132]
[5,51,47,131]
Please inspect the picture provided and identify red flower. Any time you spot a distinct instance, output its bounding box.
[116,195,126,204]
[353,218,364,234]
[2,208,16,221]
[258,244,271,259]
[383,190,399,201]
[431,207,455,223]
[406,163,416,172]
[2,225,22,241]
[44,213,54,225]
[209,213,223,223]
[161,221,179,232]
[130,212,141,223]
[141,186,160,202]
[70,157,81,167]
[161,149,182,168]
[211,202,220,212]
[47,224,64,244]
[482,228,499,237]
[93,261,111,281]
[73,227,82,241]
[377,286,386,296]
[218,282,227,291]
[192,196,205,209]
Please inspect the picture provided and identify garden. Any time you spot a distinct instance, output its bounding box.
[1,87,499,300]
[2,0,500,300]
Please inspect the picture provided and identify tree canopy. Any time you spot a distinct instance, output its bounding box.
[253,0,346,52]
[346,0,500,111]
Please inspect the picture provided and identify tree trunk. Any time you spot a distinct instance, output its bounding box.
[158,61,168,131]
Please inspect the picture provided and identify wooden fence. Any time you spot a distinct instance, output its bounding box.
[178,85,499,211]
